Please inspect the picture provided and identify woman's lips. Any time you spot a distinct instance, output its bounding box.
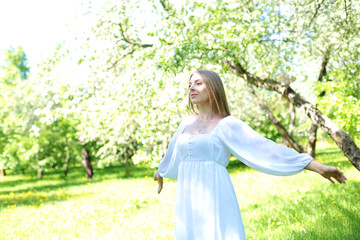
[191,94,197,97]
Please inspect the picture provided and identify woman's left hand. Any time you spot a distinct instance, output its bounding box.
[305,160,347,184]
[319,165,347,184]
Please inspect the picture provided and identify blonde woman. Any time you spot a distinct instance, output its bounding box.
[153,70,346,240]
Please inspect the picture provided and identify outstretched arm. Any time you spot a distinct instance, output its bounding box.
[304,160,347,184]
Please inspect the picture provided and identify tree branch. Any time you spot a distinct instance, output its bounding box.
[307,0,325,28]
[118,23,153,48]
[289,102,296,136]
[317,45,332,82]
[225,59,360,171]
[344,0,349,26]
[249,89,305,153]
[107,48,136,71]
[308,44,332,156]
[159,0,173,12]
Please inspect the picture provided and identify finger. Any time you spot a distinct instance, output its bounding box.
[334,176,343,184]
[158,178,163,194]
[337,169,347,180]
[158,183,163,194]
[336,173,346,183]
[157,182,160,193]
[340,175,347,184]
[328,177,335,184]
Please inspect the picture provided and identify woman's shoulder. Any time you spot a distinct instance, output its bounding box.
[182,115,196,121]
[180,115,246,130]
[180,115,197,126]
[220,115,243,125]
[216,115,249,131]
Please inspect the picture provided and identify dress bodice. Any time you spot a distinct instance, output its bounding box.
[158,115,312,180]
[177,133,231,167]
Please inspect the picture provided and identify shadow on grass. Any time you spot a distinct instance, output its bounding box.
[316,147,342,156]
[0,190,88,210]
[244,180,360,240]
[94,164,154,179]
[0,163,155,210]
[1,146,356,212]
[0,163,154,188]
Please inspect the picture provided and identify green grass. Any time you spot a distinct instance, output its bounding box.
[1,143,359,240]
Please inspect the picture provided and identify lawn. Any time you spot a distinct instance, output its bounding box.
[1,143,359,240]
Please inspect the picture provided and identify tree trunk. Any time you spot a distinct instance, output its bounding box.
[37,168,43,178]
[306,45,331,159]
[64,149,70,177]
[123,140,137,177]
[284,102,296,147]
[0,169,5,177]
[225,60,360,171]
[81,148,93,179]
[36,153,43,179]
[288,102,296,137]
[307,122,318,159]
[250,90,304,153]
[125,158,130,177]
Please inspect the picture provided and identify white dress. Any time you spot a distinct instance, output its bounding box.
[158,116,312,240]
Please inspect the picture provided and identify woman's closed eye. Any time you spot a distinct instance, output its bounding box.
[189,81,202,88]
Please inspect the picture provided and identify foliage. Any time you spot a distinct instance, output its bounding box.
[79,0,359,166]
[0,46,30,84]
[1,0,359,173]
[0,46,82,175]
[316,49,360,140]
[0,47,31,172]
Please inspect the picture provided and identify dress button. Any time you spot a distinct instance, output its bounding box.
[189,135,194,160]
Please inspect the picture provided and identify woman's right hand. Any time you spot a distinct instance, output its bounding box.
[153,170,163,194]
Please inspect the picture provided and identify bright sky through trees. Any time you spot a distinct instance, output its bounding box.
[0,0,99,69]
[0,0,158,73]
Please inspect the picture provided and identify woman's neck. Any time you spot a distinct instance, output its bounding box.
[197,104,217,120]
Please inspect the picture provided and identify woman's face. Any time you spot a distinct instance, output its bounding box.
[189,73,209,105]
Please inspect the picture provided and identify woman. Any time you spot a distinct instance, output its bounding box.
[153,70,346,240]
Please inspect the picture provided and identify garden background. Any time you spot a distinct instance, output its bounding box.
[1,0,359,239]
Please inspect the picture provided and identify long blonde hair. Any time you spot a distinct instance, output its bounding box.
[188,70,231,117]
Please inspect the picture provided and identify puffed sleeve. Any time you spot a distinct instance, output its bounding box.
[157,116,191,179]
[219,116,312,176]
